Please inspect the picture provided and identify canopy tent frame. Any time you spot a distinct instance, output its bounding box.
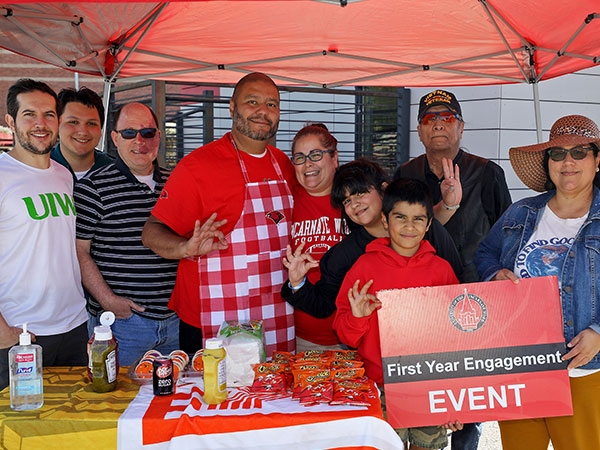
[2,8,83,68]
[534,13,600,82]
[2,1,600,149]
[3,2,598,86]
[106,3,168,82]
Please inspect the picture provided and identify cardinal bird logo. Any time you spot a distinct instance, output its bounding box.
[266,210,285,224]
[159,190,168,200]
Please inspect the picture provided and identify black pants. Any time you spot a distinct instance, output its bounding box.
[179,320,203,356]
[0,322,88,391]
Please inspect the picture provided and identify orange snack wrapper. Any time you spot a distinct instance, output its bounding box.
[330,385,370,406]
[297,382,334,405]
[254,362,286,375]
[272,351,294,362]
[328,350,360,361]
[331,360,363,369]
[298,350,327,358]
[251,373,286,393]
[295,369,332,388]
[291,362,329,372]
[336,379,371,391]
[332,367,365,381]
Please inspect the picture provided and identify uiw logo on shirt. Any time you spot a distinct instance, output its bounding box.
[22,192,76,220]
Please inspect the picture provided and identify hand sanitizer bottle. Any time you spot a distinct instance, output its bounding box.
[9,323,43,410]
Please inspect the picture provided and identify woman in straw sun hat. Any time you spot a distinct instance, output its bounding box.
[475,114,600,450]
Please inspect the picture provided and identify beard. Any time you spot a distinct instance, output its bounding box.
[14,126,55,155]
[233,109,278,141]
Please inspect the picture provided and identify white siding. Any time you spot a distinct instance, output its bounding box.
[408,66,600,202]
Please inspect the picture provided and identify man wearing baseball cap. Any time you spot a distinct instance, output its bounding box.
[395,89,511,283]
[394,89,512,449]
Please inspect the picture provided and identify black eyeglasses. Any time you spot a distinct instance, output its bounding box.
[115,128,158,140]
[291,149,334,165]
[547,145,593,162]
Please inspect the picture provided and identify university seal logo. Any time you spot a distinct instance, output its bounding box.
[448,288,487,332]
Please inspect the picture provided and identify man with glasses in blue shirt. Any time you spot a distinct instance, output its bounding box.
[73,102,180,366]
[393,90,512,450]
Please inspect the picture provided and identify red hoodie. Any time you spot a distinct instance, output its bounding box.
[333,237,458,384]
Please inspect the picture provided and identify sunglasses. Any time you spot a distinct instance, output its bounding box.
[546,145,594,162]
[420,111,462,125]
[115,128,158,139]
[291,149,334,165]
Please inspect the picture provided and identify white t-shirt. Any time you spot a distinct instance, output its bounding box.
[0,153,88,336]
[513,205,586,280]
[74,170,88,180]
[514,205,596,377]
[134,173,156,191]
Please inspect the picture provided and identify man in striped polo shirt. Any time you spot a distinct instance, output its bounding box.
[74,102,180,367]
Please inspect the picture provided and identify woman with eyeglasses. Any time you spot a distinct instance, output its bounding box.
[475,115,600,450]
[281,123,346,352]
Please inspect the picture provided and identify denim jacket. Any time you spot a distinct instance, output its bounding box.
[475,187,600,369]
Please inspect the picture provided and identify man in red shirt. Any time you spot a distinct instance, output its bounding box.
[142,73,297,357]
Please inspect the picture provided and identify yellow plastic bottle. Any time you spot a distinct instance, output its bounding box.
[202,338,227,405]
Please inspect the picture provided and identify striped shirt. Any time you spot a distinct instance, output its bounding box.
[74,157,179,320]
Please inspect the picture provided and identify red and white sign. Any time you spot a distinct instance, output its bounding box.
[377,276,573,428]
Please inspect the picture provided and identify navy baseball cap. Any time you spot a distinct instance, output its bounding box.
[418,90,463,122]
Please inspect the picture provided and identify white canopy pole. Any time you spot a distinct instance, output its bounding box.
[99,79,113,152]
[532,82,543,143]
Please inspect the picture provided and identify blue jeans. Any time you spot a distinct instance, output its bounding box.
[449,422,482,450]
[88,313,180,367]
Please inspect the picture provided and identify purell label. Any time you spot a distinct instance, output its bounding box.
[16,352,36,378]
[15,353,34,363]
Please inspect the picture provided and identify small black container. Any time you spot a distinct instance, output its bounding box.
[153,356,174,396]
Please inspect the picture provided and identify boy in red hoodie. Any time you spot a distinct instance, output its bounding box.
[333,178,459,450]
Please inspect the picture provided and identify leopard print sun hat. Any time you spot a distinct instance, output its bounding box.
[509,115,600,192]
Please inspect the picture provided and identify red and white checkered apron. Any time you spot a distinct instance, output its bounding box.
[198,136,295,355]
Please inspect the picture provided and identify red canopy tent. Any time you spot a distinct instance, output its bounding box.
[1,0,599,139]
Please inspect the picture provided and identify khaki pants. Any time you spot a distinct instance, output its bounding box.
[380,390,448,449]
[499,370,600,450]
